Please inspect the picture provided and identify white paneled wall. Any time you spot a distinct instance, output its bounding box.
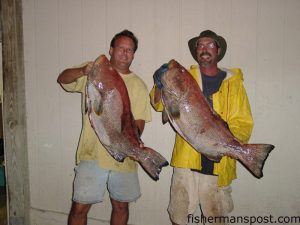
[22,0,300,224]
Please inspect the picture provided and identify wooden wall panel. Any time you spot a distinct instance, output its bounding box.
[32,0,63,211]
[57,0,86,212]
[1,0,30,224]
[81,0,107,59]
[23,0,39,210]
[232,0,300,217]
[20,0,300,224]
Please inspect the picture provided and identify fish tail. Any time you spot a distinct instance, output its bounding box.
[137,147,169,181]
[238,144,274,178]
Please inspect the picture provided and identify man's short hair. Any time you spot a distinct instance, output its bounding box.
[110,29,138,52]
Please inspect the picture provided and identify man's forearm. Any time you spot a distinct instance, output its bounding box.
[57,67,85,84]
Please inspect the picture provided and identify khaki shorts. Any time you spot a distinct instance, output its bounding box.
[168,168,234,225]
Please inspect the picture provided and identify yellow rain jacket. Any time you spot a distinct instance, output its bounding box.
[150,65,254,186]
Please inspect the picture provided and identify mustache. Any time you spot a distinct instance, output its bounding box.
[200,52,212,57]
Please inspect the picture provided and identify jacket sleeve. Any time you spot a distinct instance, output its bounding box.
[227,79,254,143]
[149,85,164,112]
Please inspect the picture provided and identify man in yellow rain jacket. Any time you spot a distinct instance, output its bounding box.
[150,30,254,225]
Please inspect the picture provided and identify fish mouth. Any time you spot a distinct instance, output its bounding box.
[168,59,179,69]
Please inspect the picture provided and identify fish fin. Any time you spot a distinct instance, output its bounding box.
[170,105,180,119]
[137,147,169,181]
[110,152,127,162]
[237,144,275,178]
[104,145,127,162]
[93,98,103,116]
[87,82,103,116]
[162,110,169,124]
[210,107,231,130]
[85,85,92,115]
[205,154,221,162]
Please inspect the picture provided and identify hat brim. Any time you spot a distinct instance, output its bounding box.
[188,33,227,62]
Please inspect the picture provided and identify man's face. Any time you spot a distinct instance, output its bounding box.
[196,37,220,68]
[109,36,135,72]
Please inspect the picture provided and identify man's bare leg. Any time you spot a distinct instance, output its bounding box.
[68,202,92,225]
[110,198,129,225]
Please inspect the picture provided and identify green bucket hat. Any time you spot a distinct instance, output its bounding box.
[188,30,227,62]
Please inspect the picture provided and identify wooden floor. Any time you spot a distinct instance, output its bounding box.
[0,187,7,225]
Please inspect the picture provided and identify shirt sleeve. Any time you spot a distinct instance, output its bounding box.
[59,62,89,93]
[60,75,87,93]
[227,79,254,143]
[129,77,152,123]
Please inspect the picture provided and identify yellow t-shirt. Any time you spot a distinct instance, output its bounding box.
[61,71,151,172]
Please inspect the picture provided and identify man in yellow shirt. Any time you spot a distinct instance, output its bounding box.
[58,30,151,225]
[150,30,254,225]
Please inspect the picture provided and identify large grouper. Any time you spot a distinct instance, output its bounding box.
[86,55,168,181]
[159,59,274,178]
